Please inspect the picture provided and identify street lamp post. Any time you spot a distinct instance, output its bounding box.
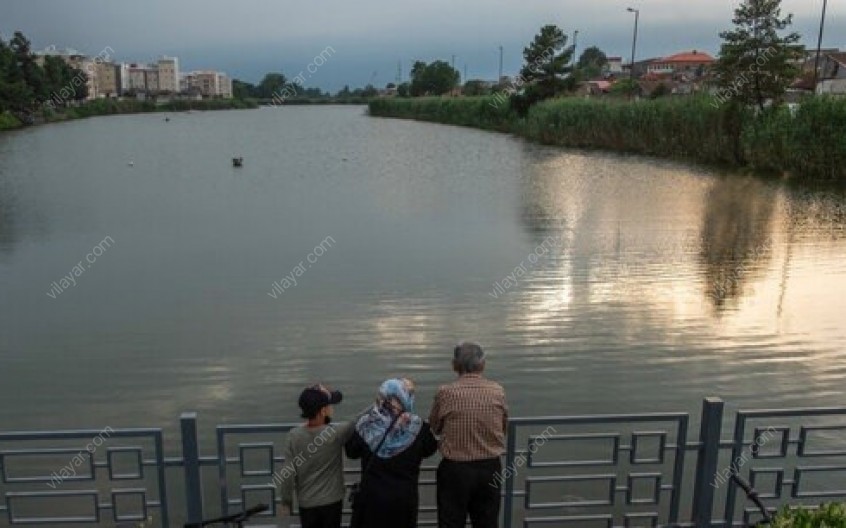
[498,45,504,84]
[573,30,580,67]
[813,0,829,94]
[627,7,640,96]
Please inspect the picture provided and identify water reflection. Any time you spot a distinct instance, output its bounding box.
[699,176,777,311]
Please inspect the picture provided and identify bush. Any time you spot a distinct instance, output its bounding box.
[0,111,22,130]
[770,503,846,527]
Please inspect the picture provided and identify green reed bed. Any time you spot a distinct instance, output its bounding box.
[369,95,846,182]
[369,96,515,132]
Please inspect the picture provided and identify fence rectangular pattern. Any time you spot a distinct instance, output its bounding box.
[2,399,846,527]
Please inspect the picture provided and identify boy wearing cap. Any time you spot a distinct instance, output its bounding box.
[278,384,355,528]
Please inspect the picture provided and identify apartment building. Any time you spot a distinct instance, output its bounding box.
[157,56,180,93]
[126,64,159,93]
[181,70,233,98]
[94,62,121,97]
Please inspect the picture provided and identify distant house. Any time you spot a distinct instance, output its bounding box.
[647,50,715,78]
[626,58,659,79]
[606,57,624,74]
[816,53,846,95]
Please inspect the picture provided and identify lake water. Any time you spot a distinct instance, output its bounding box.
[1,105,846,442]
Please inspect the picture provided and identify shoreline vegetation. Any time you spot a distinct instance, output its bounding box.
[368,95,846,182]
[0,97,373,132]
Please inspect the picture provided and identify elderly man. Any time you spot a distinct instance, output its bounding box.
[429,342,509,528]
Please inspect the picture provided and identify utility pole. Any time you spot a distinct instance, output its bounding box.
[397,60,402,85]
[627,7,640,98]
[813,0,829,94]
[498,45,504,84]
[464,64,468,82]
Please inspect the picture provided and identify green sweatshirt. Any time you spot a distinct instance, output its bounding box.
[276,421,355,510]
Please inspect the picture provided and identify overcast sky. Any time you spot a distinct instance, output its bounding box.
[1,0,840,92]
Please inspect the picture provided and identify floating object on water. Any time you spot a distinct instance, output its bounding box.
[164,117,170,122]
[128,160,134,167]
[232,157,244,167]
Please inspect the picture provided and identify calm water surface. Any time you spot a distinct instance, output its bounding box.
[1,106,845,441]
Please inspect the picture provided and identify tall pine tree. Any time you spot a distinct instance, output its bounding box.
[519,25,574,100]
[714,0,803,111]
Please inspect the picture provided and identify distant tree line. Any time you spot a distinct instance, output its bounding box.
[232,72,380,102]
[0,31,88,117]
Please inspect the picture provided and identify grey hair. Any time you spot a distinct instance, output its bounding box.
[453,342,486,374]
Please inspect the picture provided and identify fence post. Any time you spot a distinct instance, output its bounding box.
[692,397,724,528]
[181,412,204,524]
[502,420,517,528]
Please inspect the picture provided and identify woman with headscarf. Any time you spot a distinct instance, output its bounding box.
[345,378,438,528]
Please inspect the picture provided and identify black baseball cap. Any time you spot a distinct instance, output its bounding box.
[298,385,343,418]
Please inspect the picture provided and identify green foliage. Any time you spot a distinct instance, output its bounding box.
[523,96,747,166]
[232,79,257,99]
[609,79,639,97]
[369,96,515,132]
[463,80,492,97]
[769,503,846,527]
[256,73,288,99]
[1,31,89,114]
[713,0,804,110]
[778,96,846,180]
[650,83,672,99]
[410,61,460,96]
[0,111,22,130]
[519,25,575,100]
[369,95,846,181]
[577,46,609,80]
[397,82,410,97]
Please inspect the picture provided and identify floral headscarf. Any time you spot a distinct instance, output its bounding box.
[355,378,423,458]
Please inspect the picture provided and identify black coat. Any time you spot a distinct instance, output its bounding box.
[345,421,438,528]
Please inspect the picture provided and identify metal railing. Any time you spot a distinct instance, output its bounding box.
[2,398,846,527]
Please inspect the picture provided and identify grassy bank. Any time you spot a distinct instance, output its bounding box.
[369,96,846,181]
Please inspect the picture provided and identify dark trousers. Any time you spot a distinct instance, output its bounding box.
[436,458,501,528]
[299,500,342,528]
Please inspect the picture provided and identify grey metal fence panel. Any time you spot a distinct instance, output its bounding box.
[722,406,846,528]
[502,413,689,528]
[0,428,168,526]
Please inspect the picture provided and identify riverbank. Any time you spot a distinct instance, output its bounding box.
[369,96,846,182]
[1,98,259,132]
